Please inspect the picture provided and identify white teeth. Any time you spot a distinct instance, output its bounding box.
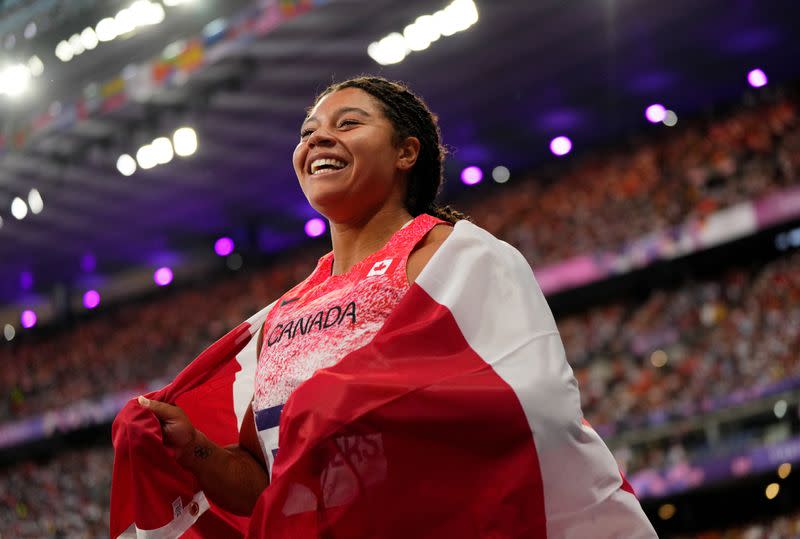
[310,158,347,175]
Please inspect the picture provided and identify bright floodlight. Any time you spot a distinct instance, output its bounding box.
[27,189,43,214]
[20,271,33,290]
[21,310,37,329]
[214,237,235,256]
[117,154,137,176]
[27,55,44,77]
[136,144,158,169]
[115,8,137,35]
[11,197,28,219]
[645,104,666,123]
[173,127,198,156]
[747,68,768,88]
[550,136,573,157]
[368,33,409,65]
[151,136,174,164]
[305,218,327,238]
[492,165,510,183]
[154,267,173,286]
[460,166,483,185]
[68,33,85,56]
[0,64,31,97]
[95,18,119,42]
[83,290,101,309]
[404,22,433,51]
[55,40,74,62]
[3,324,14,341]
[81,27,99,50]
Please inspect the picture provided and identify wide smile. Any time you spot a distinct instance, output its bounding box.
[308,157,349,176]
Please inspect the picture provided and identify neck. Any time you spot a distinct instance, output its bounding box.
[328,205,414,275]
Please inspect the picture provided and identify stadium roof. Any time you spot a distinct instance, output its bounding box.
[0,0,798,305]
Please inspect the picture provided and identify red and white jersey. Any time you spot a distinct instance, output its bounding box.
[252,214,445,472]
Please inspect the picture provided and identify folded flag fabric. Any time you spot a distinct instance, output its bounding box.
[110,302,273,538]
[111,219,658,538]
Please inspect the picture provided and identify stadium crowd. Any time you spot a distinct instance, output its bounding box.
[1,92,799,536]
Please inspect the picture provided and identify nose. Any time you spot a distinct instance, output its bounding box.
[307,127,335,148]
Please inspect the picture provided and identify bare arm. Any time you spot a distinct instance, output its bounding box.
[139,395,268,516]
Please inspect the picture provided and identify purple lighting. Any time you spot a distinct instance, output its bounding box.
[305,218,326,238]
[20,271,33,290]
[81,253,96,272]
[83,290,101,309]
[154,267,173,286]
[21,310,36,329]
[747,68,767,88]
[550,136,572,157]
[460,166,483,186]
[645,104,667,123]
[214,237,235,257]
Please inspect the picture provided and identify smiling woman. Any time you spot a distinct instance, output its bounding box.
[132,76,656,539]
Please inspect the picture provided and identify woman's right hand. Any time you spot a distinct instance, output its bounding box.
[138,396,197,457]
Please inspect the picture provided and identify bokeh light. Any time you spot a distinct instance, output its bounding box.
[550,136,572,157]
[747,68,768,88]
[305,218,327,238]
[83,290,101,309]
[214,237,235,256]
[460,166,483,185]
[645,104,667,123]
[21,310,37,329]
[492,165,510,183]
[154,267,173,286]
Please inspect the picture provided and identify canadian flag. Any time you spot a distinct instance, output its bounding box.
[111,220,657,539]
[367,258,393,277]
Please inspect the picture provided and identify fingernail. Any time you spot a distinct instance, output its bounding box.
[138,396,150,406]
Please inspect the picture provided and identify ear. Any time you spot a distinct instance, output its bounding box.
[396,136,421,172]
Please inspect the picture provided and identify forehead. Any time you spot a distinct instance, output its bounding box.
[306,87,382,120]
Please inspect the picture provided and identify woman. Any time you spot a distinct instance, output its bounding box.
[135,77,657,538]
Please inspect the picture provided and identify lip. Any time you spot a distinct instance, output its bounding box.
[306,152,350,175]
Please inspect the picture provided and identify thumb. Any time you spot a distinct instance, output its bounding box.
[138,396,182,421]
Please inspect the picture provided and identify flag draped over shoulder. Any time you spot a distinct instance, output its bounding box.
[110,303,273,539]
[111,220,658,538]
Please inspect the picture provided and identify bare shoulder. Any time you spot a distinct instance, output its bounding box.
[406,224,454,284]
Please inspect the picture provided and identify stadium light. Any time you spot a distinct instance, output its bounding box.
[20,271,33,290]
[81,27,99,50]
[492,166,510,183]
[368,0,478,65]
[55,40,74,62]
[747,68,768,88]
[3,324,14,342]
[83,290,101,309]
[305,218,327,238]
[117,154,137,176]
[24,22,37,40]
[136,144,158,170]
[460,166,483,185]
[151,136,174,164]
[21,310,37,329]
[214,237,235,256]
[27,189,43,214]
[550,136,572,157]
[663,110,678,127]
[645,104,666,123]
[82,253,97,272]
[96,18,119,42]
[173,127,198,156]
[27,55,44,77]
[0,64,32,98]
[11,197,28,219]
[154,267,173,286]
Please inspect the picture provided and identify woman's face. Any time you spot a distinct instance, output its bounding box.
[293,88,417,222]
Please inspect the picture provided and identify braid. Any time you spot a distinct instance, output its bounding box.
[314,76,470,224]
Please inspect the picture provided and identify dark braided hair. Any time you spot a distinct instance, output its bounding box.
[313,76,469,224]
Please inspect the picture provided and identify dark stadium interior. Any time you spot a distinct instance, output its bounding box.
[1,0,800,537]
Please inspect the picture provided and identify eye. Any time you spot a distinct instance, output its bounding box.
[300,128,314,139]
[338,119,360,128]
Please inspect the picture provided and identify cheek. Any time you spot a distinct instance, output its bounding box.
[292,143,306,176]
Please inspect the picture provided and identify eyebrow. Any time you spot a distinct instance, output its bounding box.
[303,106,372,127]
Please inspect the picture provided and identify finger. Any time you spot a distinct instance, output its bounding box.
[138,396,182,421]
